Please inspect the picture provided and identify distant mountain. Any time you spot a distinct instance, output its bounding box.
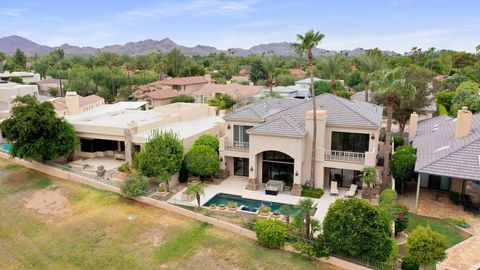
[0,35,398,57]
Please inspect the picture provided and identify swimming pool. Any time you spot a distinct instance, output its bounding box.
[203,193,316,215]
[0,144,10,152]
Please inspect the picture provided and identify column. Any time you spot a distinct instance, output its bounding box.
[246,153,257,190]
[415,174,421,210]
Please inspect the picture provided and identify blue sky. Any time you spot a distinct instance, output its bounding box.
[1,0,479,53]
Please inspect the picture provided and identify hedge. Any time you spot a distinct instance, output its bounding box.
[254,219,287,249]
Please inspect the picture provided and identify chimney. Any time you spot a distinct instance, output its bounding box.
[305,109,327,149]
[205,74,212,84]
[249,82,254,86]
[65,92,80,114]
[455,107,472,139]
[226,80,231,85]
[408,112,419,138]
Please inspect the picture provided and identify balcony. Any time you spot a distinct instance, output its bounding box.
[324,150,365,164]
[224,140,249,152]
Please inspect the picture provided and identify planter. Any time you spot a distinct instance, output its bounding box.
[218,204,226,210]
[227,207,237,211]
[209,204,217,210]
[259,211,270,216]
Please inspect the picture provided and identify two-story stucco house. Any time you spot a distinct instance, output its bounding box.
[219,93,383,195]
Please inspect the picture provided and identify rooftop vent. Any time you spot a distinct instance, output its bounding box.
[434,145,450,153]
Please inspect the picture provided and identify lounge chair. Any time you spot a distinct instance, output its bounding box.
[266,180,285,192]
[330,181,339,196]
[345,184,358,198]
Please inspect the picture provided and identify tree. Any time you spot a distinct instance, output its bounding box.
[96,51,122,96]
[346,71,363,90]
[171,95,195,103]
[135,131,184,192]
[406,226,447,269]
[207,93,236,110]
[360,166,378,201]
[314,80,346,96]
[255,219,287,249]
[263,56,277,95]
[323,198,392,262]
[319,55,344,93]
[296,198,317,240]
[117,85,133,101]
[0,95,77,161]
[48,87,59,97]
[193,134,219,152]
[279,204,293,224]
[48,49,67,97]
[249,59,267,84]
[12,49,27,70]
[292,29,325,189]
[132,55,153,83]
[276,73,297,86]
[185,145,219,178]
[456,81,480,92]
[163,48,186,77]
[391,146,416,194]
[186,181,207,207]
[370,68,415,186]
[357,55,384,102]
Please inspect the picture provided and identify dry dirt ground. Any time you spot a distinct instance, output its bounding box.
[0,160,337,270]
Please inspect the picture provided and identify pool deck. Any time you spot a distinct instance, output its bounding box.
[168,176,361,222]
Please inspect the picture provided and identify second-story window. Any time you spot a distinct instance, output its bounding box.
[233,125,253,143]
[331,132,369,153]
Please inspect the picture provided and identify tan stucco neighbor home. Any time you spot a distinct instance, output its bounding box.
[136,88,179,107]
[156,75,210,93]
[219,94,383,195]
[51,92,105,116]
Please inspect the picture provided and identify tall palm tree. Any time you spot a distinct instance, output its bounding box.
[319,55,344,93]
[263,56,277,95]
[296,198,317,240]
[370,68,415,187]
[185,182,207,207]
[357,55,384,102]
[292,30,325,189]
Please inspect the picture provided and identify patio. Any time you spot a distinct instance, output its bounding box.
[168,176,362,222]
[68,157,125,176]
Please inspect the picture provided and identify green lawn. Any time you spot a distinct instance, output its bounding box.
[407,214,470,248]
[0,160,335,270]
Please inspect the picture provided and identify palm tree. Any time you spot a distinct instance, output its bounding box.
[319,55,344,93]
[370,68,415,187]
[357,55,384,102]
[185,182,207,207]
[263,56,277,95]
[296,198,317,240]
[292,30,325,189]
[360,166,378,201]
[279,204,293,224]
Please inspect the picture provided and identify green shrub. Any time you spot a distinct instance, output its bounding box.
[171,95,195,103]
[193,134,219,152]
[395,204,409,233]
[386,237,399,268]
[436,91,457,111]
[449,191,460,205]
[185,145,219,178]
[292,241,316,258]
[254,219,287,249]
[120,173,147,197]
[301,186,324,198]
[437,104,448,115]
[117,162,129,172]
[401,256,419,270]
[178,159,189,183]
[393,135,404,150]
[379,189,398,206]
[379,189,398,223]
[335,90,353,99]
[9,76,23,83]
[406,226,447,268]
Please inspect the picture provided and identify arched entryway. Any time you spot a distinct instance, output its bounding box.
[261,151,294,187]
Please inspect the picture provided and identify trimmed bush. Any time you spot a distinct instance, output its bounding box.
[193,134,219,152]
[393,135,404,150]
[9,76,23,83]
[117,162,129,172]
[255,219,287,249]
[171,94,195,103]
[401,256,420,270]
[120,174,147,197]
[301,186,324,198]
[185,145,219,178]
[437,103,448,115]
[395,204,409,233]
[406,226,447,268]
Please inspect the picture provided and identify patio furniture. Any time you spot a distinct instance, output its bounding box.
[330,181,339,196]
[345,184,358,198]
[265,186,279,196]
[266,180,285,192]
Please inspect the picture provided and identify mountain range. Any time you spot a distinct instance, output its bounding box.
[0,35,396,57]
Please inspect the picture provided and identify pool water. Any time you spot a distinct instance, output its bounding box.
[204,193,316,216]
[0,144,10,152]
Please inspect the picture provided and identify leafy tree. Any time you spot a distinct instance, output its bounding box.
[249,59,267,84]
[65,65,96,95]
[406,226,447,268]
[360,166,378,201]
[391,146,416,194]
[207,93,236,110]
[279,204,293,224]
[456,81,479,92]
[135,131,184,192]
[0,95,77,161]
[323,198,392,262]
[163,48,186,77]
[185,145,219,178]
[132,55,153,83]
[346,71,363,89]
[452,51,476,69]
[12,49,27,70]
[276,73,297,86]
[436,91,457,112]
[296,198,316,239]
[314,80,346,96]
[121,173,147,197]
[292,29,325,188]
[318,55,344,93]
[254,219,287,249]
[48,49,67,96]
[117,85,133,101]
[96,51,122,96]
[441,74,469,91]
[171,94,195,103]
[357,55,384,102]
[48,87,59,97]
[193,134,219,152]
[370,68,415,186]
[186,181,207,207]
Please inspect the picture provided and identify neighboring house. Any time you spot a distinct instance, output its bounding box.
[132,80,172,98]
[219,94,383,195]
[136,89,179,107]
[0,81,39,102]
[289,68,306,76]
[66,102,224,185]
[254,86,308,100]
[192,82,264,103]
[231,75,250,84]
[0,71,41,84]
[37,78,62,96]
[409,108,480,208]
[51,92,105,116]
[156,75,210,93]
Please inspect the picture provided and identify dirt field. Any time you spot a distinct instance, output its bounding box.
[0,160,335,270]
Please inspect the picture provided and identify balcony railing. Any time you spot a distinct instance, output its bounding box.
[224,140,249,152]
[325,150,365,164]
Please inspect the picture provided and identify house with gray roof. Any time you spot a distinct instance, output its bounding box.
[409,108,480,209]
[219,93,383,195]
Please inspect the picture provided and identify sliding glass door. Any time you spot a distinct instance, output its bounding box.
[234,157,249,177]
[233,125,253,145]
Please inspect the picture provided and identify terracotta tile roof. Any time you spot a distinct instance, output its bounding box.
[137,89,179,100]
[289,68,306,76]
[157,76,208,86]
[193,83,264,100]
